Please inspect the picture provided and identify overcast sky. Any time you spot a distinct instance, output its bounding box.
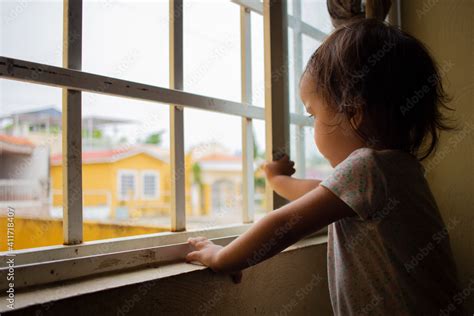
[0,0,331,156]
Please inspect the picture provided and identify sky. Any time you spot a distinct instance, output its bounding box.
[0,0,331,157]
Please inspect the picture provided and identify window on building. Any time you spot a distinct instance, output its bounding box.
[142,171,159,199]
[118,170,137,201]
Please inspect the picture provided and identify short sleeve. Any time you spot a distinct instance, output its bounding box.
[320,148,388,220]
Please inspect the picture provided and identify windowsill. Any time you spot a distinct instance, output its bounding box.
[0,234,328,313]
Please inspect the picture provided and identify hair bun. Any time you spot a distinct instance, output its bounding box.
[327,0,392,27]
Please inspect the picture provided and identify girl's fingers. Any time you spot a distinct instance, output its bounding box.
[185,251,200,263]
[188,236,207,245]
[186,248,243,285]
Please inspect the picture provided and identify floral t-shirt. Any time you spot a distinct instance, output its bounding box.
[320,148,463,315]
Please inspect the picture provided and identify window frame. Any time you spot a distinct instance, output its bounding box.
[0,0,356,291]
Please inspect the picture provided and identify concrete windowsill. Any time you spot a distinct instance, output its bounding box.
[0,234,328,313]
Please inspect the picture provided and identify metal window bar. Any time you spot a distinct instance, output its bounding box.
[170,0,186,231]
[62,0,83,245]
[0,0,317,248]
[263,0,290,211]
[0,57,267,120]
[233,0,323,182]
[0,0,331,291]
[240,6,255,223]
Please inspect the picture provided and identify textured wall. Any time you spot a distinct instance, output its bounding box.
[402,0,474,312]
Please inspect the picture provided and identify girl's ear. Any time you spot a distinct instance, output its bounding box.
[343,105,365,139]
[349,107,364,129]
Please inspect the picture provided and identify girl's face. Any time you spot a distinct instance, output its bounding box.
[299,73,364,167]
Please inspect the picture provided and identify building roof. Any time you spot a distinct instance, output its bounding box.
[198,153,241,162]
[0,134,35,155]
[0,106,61,119]
[1,107,136,126]
[197,153,242,172]
[82,116,137,126]
[0,134,35,147]
[50,146,169,165]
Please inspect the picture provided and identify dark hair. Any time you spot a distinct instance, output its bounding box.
[327,0,392,27]
[303,19,453,160]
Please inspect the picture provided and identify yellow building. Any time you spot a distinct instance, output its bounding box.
[50,145,195,219]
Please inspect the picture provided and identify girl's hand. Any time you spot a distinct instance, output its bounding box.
[262,154,296,181]
[186,237,242,284]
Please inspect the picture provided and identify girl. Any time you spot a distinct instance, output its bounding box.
[186,19,463,315]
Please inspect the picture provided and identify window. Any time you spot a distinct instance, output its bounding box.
[287,0,333,179]
[142,171,160,199]
[117,170,137,201]
[0,0,342,290]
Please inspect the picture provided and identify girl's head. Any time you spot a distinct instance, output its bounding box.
[300,19,452,166]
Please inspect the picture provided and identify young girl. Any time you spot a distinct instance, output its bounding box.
[186,19,463,315]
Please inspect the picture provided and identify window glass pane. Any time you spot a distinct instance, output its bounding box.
[253,119,266,218]
[184,1,240,102]
[290,124,333,180]
[287,0,293,15]
[0,80,63,251]
[83,0,169,86]
[289,124,299,169]
[287,3,332,178]
[251,11,264,108]
[288,29,297,113]
[75,93,171,241]
[302,34,322,72]
[0,0,63,66]
[287,0,331,114]
[184,109,243,230]
[300,0,333,34]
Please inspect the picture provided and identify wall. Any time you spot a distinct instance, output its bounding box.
[402,0,474,312]
[0,217,168,251]
[4,242,332,316]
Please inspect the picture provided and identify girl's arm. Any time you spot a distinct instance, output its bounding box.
[263,154,321,201]
[269,176,321,201]
[186,184,355,274]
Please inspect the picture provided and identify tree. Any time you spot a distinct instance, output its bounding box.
[252,127,266,189]
[145,131,164,145]
[192,162,206,211]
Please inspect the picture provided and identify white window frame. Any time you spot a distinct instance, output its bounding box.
[0,0,379,291]
[117,169,139,201]
[141,170,160,200]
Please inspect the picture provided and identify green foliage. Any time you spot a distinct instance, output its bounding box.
[145,131,164,145]
[254,176,265,188]
[192,162,202,185]
[82,129,103,139]
[252,126,265,159]
[3,123,13,131]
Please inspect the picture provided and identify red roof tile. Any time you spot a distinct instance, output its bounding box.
[51,147,132,165]
[199,153,241,162]
[0,134,35,147]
